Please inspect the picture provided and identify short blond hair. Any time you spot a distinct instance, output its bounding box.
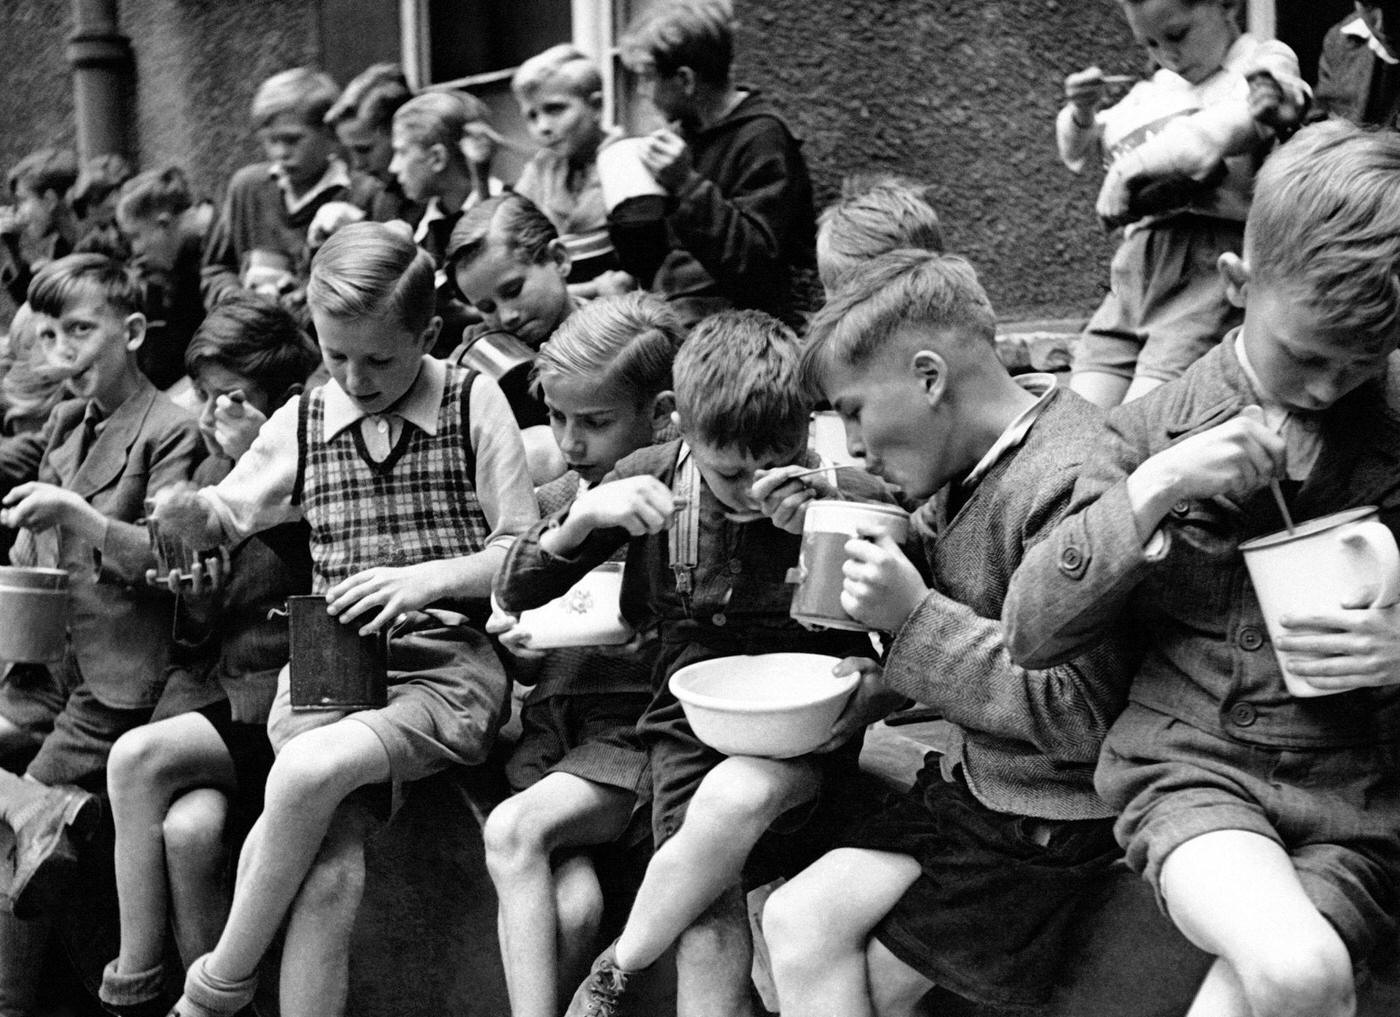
[512,45,602,102]
[534,291,683,405]
[252,67,340,128]
[307,221,436,335]
[393,91,489,167]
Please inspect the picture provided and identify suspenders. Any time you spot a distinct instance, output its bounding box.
[669,443,701,615]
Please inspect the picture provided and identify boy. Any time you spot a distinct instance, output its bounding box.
[485,292,684,1017]
[100,293,319,1017]
[200,67,380,309]
[1003,122,1400,1017]
[0,253,202,1007]
[324,63,412,187]
[448,192,578,480]
[1313,0,1400,129]
[152,222,538,1017]
[117,166,213,390]
[610,0,817,327]
[384,90,502,353]
[495,310,877,1017]
[1,148,80,307]
[758,249,1134,1017]
[512,44,625,291]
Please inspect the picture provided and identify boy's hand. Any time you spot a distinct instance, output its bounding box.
[149,483,222,548]
[307,201,366,249]
[486,599,546,660]
[0,482,87,532]
[0,433,44,483]
[811,657,906,753]
[569,476,679,537]
[1245,71,1303,137]
[1129,406,1284,538]
[211,390,267,461]
[326,559,456,636]
[1274,599,1400,692]
[751,465,837,534]
[640,129,692,194]
[841,533,928,633]
[1064,66,1106,120]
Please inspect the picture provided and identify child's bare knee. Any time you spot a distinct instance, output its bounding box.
[161,791,228,864]
[1239,938,1355,1017]
[482,794,552,872]
[263,736,351,810]
[689,763,790,831]
[107,727,179,793]
[762,881,826,969]
[553,873,604,939]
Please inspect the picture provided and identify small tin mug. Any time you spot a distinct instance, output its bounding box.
[283,595,388,712]
[787,501,911,632]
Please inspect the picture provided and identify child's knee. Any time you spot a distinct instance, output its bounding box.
[762,880,824,967]
[263,734,355,810]
[1238,937,1355,1017]
[482,795,548,870]
[106,726,180,794]
[688,762,796,832]
[553,872,604,938]
[162,794,228,869]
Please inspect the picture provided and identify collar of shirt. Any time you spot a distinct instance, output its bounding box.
[1343,13,1399,65]
[1233,331,1323,480]
[320,354,445,441]
[960,373,1057,491]
[413,196,446,247]
[270,157,352,216]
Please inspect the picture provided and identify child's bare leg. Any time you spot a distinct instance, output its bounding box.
[278,799,378,1017]
[1123,375,1166,403]
[613,755,821,971]
[553,852,606,995]
[163,788,232,967]
[186,719,390,1000]
[483,772,634,1017]
[1069,371,1130,408]
[1160,829,1355,1017]
[764,847,921,1017]
[674,884,756,1017]
[106,714,233,976]
[866,939,935,1017]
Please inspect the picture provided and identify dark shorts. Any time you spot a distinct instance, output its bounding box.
[194,698,276,843]
[1098,703,1400,964]
[1074,216,1244,383]
[844,764,1121,1009]
[24,684,150,791]
[505,692,652,796]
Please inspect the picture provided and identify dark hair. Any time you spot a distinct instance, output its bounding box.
[69,154,135,220]
[7,148,79,200]
[28,253,144,319]
[185,291,320,404]
[116,166,194,224]
[326,63,413,131]
[446,192,559,274]
[620,0,734,85]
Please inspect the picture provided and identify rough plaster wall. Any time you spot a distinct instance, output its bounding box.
[0,0,78,185]
[123,0,321,205]
[734,0,1142,322]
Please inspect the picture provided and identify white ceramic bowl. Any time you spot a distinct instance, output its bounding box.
[668,653,858,758]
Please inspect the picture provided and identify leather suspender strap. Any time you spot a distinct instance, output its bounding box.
[668,443,701,614]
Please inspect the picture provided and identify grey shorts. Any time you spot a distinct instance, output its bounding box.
[1097,703,1400,963]
[1074,216,1244,383]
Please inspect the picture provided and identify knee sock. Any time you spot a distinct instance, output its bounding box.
[175,954,258,1017]
[99,959,166,1005]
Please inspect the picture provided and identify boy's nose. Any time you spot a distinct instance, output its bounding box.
[498,305,521,327]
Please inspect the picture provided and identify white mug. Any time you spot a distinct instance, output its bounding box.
[596,138,666,213]
[1240,506,1400,697]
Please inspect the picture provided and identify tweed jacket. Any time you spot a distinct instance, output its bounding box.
[24,383,203,709]
[1313,14,1400,130]
[886,387,1136,821]
[1003,340,1400,751]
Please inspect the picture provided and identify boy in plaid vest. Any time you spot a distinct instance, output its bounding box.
[151,221,539,1017]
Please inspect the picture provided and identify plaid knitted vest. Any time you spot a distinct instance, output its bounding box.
[293,366,488,593]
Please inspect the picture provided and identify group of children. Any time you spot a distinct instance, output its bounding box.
[0,1,1398,1017]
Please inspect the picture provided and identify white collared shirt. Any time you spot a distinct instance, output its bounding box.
[961,373,1058,492]
[1233,333,1323,481]
[1342,13,1399,66]
[270,157,352,216]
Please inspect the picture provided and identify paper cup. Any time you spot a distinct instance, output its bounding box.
[597,138,666,213]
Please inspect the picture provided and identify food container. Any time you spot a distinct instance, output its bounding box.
[514,562,634,649]
[668,653,858,758]
[285,595,388,712]
[0,566,69,663]
[457,331,535,380]
[788,501,911,631]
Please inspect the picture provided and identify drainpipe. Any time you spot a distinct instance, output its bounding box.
[67,0,134,160]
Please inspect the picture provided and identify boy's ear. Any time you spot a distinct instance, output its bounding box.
[419,315,443,352]
[547,238,572,279]
[123,312,147,353]
[428,142,449,174]
[1217,252,1250,309]
[910,349,947,407]
[650,390,676,430]
[676,66,697,97]
[587,90,604,114]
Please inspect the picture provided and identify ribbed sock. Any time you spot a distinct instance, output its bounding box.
[98,958,166,1005]
[174,954,257,1017]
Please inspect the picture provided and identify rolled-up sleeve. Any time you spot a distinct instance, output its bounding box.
[202,396,303,542]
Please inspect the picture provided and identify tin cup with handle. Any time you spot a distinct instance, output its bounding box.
[787,500,911,632]
[1240,506,1400,697]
